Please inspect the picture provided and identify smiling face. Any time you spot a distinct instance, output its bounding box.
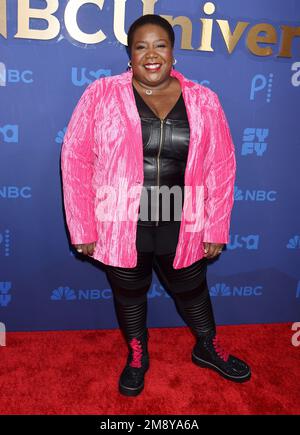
[130,23,174,88]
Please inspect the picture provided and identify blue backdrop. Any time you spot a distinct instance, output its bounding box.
[1,0,299,332]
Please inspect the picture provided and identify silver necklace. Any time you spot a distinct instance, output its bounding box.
[133,78,172,95]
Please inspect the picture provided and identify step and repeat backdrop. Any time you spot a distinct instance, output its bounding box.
[0,0,299,331]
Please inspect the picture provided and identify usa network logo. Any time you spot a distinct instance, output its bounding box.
[228,234,259,250]
[51,286,112,301]
[234,185,277,201]
[71,67,111,86]
[287,235,300,249]
[210,283,263,297]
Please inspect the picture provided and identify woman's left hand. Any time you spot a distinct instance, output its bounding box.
[203,242,224,259]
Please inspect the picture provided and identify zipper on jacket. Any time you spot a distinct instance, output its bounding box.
[155,119,164,226]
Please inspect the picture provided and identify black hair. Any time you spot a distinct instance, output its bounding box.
[127,14,175,56]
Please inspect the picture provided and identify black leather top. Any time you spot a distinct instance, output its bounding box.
[132,85,190,226]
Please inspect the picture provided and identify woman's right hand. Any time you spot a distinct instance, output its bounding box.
[73,242,96,256]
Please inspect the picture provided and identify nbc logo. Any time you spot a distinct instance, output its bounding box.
[51,286,112,301]
[210,283,263,297]
[287,236,300,249]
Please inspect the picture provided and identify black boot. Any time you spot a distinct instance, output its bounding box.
[119,328,150,396]
[192,330,251,383]
[172,282,251,383]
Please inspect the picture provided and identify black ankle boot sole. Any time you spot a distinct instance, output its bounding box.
[192,352,251,383]
[119,365,150,397]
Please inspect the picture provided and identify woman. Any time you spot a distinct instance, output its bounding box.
[61,14,251,397]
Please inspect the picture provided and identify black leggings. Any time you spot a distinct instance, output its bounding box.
[105,223,216,341]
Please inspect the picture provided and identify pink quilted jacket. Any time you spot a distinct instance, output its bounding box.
[61,68,236,268]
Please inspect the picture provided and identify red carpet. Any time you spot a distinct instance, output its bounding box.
[0,323,299,415]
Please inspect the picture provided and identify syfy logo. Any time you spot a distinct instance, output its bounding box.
[0,62,33,87]
[234,186,277,202]
[228,235,259,250]
[210,283,263,297]
[250,73,274,103]
[0,125,19,143]
[242,128,269,156]
[0,282,12,307]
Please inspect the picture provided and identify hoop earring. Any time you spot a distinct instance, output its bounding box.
[128,60,132,68]
[173,58,177,65]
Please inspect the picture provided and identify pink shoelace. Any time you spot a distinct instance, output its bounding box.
[129,338,143,368]
[212,336,229,362]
